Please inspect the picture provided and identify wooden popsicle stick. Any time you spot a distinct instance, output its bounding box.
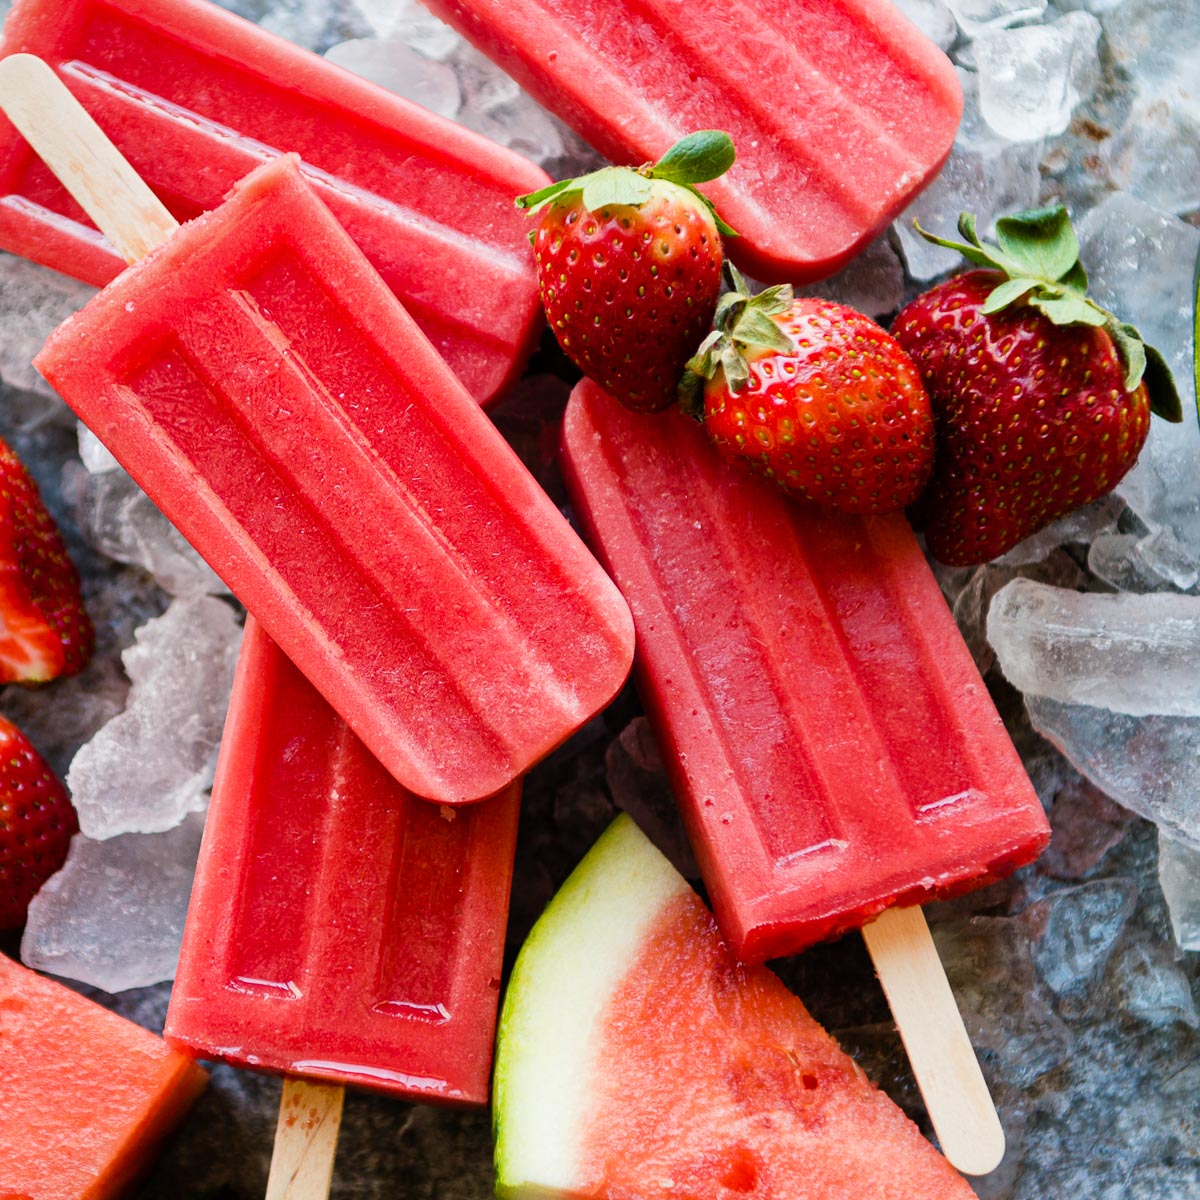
[862,905,1005,1176]
[266,1079,345,1200]
[0,53,343,1200]
[0,53,178,262]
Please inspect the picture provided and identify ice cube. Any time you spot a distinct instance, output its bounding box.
[67,461,229,598]
[988,579,1200,717]
[0,252,96,407]
[325,38,462,118]
[353,0,463,57]
[892,0,959,48]
[1025,696,1200,848]
[66,597,243,839]
[1111,936,1199,1029]
[944,0,1046,40]
[1158,831,1200,952]
[20,813,206,991]
[972,13,1102,142]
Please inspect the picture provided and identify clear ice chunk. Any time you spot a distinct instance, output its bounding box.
[20,813,206,991]
[65,460,230,598]
[0,252,95,408]
[988,579,1200,717]
[324,37,462,118]
[1025,696,1200,849]
[353,0,463,57]
[892,0,959,48]
[1111,936,1199,1029]
[1158,831,1200,952]
[944,0,1046,40]
[972,13,1102,142]
[1077,195,1200,590]
[66,597,242,839]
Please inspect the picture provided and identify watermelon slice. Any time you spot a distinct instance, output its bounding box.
[495,815,977,1199]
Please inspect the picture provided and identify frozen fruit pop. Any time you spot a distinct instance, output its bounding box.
[0,0,550,406]
[165,617,521,1194]
[561,381,1050,1174]
[561,380,1049,960]
[418,0,962,283]
[165,617,521,1107]
[6,56,633,804]
[0,952,207,1200]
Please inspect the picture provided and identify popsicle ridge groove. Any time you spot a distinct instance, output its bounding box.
[613,0,925,218]
[221,282,599,729]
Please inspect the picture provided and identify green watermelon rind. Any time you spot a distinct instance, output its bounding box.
[493,814,688,1199]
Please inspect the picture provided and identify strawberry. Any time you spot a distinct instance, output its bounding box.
[0,714,77,929]
[680,268,935,514]
[893,205,1182,566]
[0,436,93,682]
[517,132,735,413]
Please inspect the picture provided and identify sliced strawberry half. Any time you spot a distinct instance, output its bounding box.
[0,437,93,683]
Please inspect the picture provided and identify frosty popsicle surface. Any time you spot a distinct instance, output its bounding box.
[419,0,962,283]
[34,155,634,804]
[0,952,207,1200]
[561,381,1050,963]
[0,0,549,405]
[165,617,521,1104]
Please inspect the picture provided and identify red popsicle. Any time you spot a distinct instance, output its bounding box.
[0,952,207,1200]
[0,0,549,405]
[561,382,1049,961]
[166,618,520,1104]
[26,140,633,804]
[418,0,962,283]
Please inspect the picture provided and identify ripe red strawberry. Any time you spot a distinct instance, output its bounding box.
[681,270,935,514]
[0,715,77,929]
[893,206,1182,566]
[518,132,735,413]
[0,436,93,682]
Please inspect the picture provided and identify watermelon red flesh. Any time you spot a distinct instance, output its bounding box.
[580,891,976,1200]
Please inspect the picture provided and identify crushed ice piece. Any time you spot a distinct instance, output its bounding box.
[66,597,242,839]
[0,252,96,408]
[256,0,368,53]
[972,13,1101,142]
[1112,936,1199,1029]
[353,0,462,56]
[64,461,229,597]
[996,495,1124,567]
[894,72,1042,280]
[20,813,205,991]
[797,236,905,318]
[77,423,121,474]
[1025,696,1200,851]
[933,913,1073,1086]
[1103,92,1200,217]
[1077,196,1200,590]
[892,0,959,48]
[1158,831,1200,952]
[325,37,462,118]
[1025,879,1137,995]
[944,0,1046,39]
[988,579,1200,717]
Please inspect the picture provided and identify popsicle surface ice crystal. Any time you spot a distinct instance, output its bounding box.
[420,0,963,283]
[165,619,520,1102]
[0,952,207,1200]
[0,0,550,405]
[561,381,1050,962]
[35,157,634,804]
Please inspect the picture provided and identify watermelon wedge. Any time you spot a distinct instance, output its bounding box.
[495,815,977,1199]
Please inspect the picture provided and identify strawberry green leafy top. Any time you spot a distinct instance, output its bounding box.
[516,131,739,237]
[916,205,1183,423]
